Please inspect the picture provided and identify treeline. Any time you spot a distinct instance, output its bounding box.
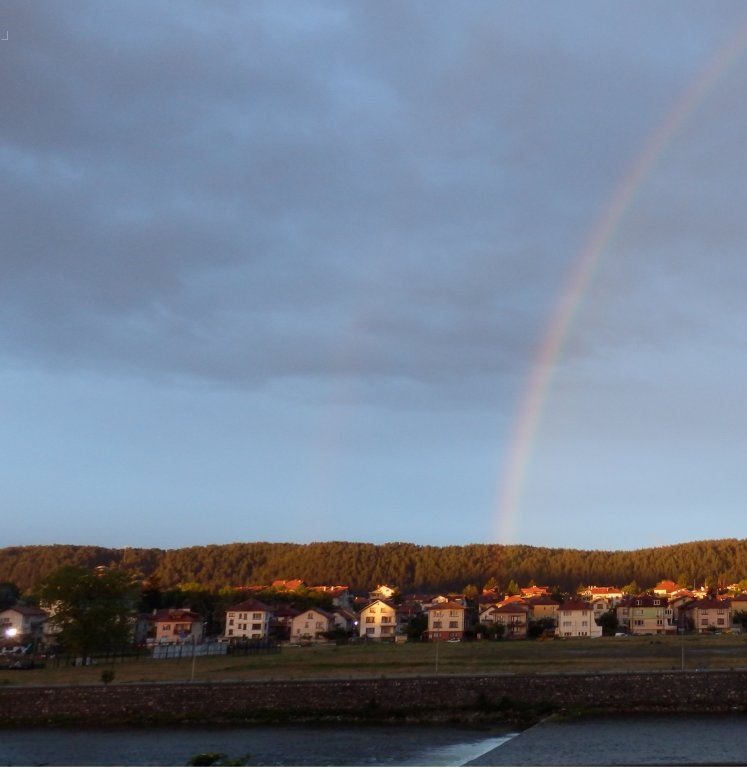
[2,539,747,595]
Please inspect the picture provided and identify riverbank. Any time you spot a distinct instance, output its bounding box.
[3,670,747,728]
[4,633,747,686]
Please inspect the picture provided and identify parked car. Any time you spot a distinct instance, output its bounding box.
[0,645,28,655]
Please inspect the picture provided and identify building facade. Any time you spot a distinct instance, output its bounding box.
[359,599,397,640]
[224,598,272,642]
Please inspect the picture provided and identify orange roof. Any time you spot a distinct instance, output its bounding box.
[498,595,526,606]
[426,601,465,611]
[271,579,306,591]
[150,608,202,623]
[654,580,680,593]
[493,603,529,614]
[520,586,550,596]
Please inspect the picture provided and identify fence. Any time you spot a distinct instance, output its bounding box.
[48,640,280,667]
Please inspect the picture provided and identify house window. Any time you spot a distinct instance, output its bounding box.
[433,621,442,629]
[228,619,234,626]
[366,628,375,635]
[449,621,458,628]
[381,616,391,623]
[252,623,261,630]
[162,624,171,631]
[366,617,375,623]
[253,613,262,619]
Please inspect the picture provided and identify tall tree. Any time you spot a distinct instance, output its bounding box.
[38,566,137,656]
[0,582,20,611]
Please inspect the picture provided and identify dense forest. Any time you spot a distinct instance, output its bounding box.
[2,539,747,595]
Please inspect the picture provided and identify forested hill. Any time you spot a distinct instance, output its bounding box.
[2,539,747,594]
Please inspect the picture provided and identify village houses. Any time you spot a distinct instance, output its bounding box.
[425,600,469,641]
[617,595,674,635]
[5,571,747,661]
[145,608,205,645]
[224,598,272,642]
[0,604,49,646]
[557,599,603,638]
[359,598,398,640]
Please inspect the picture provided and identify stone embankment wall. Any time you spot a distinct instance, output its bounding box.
[2,671,747,725]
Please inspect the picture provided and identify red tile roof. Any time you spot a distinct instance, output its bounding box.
[426,601,465,611]
[493,603,529,614]
[226,598,272,613]
[271,579,306,591]
[150,608,202,623]
[559,599,593,612]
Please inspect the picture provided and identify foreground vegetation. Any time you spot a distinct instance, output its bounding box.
[4,634,747,687]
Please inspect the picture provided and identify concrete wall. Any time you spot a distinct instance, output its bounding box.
[2,671,747,726]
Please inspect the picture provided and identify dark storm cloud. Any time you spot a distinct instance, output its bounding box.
[3,0,745,402]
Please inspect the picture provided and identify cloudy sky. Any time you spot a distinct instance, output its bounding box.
[3,1,747,552]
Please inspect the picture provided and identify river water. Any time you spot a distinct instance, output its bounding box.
[466,713,747,766]
[0,726,515,767]
[4,715,747,766]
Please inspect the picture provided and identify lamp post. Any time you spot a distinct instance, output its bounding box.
[190,633,197,683]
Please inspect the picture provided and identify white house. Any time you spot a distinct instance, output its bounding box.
[359,599,397,640]
[0,605,48,645]
[290,608,335,643]
[224,598,272,642]
[425,601,468,641]
[147,608,205,645]
[556,599,603,638]
[369,585,397,601]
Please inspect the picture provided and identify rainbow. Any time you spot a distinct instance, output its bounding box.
[495,17,747,544]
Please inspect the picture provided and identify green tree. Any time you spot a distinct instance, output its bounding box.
[405,614,428,641]
[0,582,20,611]
[38,566,137,657]
[505,579,520,596]
[528,617,556,639]
[733,610,747,631]
[482,577,498,593]
[596,610,619,636]
[463,584,479,602]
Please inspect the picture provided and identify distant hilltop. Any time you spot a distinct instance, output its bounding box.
[1,538,746,594]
